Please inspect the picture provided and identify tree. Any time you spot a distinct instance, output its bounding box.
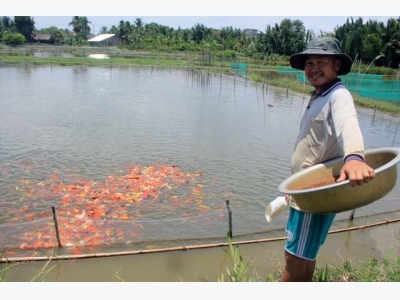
[14,16,35,42]
[255,19,306,58]
[119,20,132,37]
[134,18,143,29]
[99,26,108,34]
[68,16,91,35]
[1,16,13,28]
[382,18,400,68]
[255,24,281,55]
[1,16,14,38]
[191,23,212,43]
[279,18,306,56]
[39,26,65,44]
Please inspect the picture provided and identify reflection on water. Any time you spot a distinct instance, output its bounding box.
[88,53,110,59]
[0,64,399,258]
[32,51,75,58]
[25,51,111,59]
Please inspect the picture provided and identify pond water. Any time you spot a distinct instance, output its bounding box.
[0,64,399,280]
[32,52,110,59]
[32,51,75,58]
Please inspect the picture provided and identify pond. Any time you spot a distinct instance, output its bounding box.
[0,64,399,280]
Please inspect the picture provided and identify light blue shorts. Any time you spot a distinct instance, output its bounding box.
[285,207,336,260]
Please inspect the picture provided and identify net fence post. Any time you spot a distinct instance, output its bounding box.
[226,200,232,239]
[52,206,62,247]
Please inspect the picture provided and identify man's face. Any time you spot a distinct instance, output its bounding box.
[304,55,341,92]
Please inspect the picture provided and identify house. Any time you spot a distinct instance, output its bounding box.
[87,34,123,46]
[31,33,55,44]
[244,29,258,37]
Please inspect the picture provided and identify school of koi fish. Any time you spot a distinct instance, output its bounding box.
[0,163,227,256]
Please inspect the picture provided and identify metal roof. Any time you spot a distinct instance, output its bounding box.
[88,34,116,42]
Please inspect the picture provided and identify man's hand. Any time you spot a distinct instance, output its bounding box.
[336,160,375,187]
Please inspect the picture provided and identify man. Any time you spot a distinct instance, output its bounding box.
[282,37,375,282]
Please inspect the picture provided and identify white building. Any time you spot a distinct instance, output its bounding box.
[88,34,124,46]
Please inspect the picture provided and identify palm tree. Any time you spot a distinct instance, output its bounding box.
[68,16,91,35]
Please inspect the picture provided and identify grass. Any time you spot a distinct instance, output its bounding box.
[218,236,400,282]
[313,250,400,282]
[218,233,253,282]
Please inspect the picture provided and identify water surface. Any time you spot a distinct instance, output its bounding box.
[0,64,399,259]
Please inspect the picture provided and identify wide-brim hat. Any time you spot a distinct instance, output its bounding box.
[289,37,353,75]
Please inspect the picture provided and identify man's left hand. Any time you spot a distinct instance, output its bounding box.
[336,160,375,187]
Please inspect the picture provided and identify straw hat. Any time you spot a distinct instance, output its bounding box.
[289,37,353,75]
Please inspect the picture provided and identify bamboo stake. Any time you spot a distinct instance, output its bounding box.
[51,206,62,247]
[226,200,232,239]
[349,209,356,220]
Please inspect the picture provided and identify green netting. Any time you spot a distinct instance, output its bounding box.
[231,62,248,70]
[342,77,391,87]
[359,90,400,102]
[342,73,384,80]
[281,67,400,102]
[277,67,302,77]
[231,62,248,77]
[297,74,310,84]
[340,74,399,101]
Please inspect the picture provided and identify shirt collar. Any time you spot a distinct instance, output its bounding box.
[310,78,342,99]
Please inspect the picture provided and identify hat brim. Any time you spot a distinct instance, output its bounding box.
[289,50,353,76]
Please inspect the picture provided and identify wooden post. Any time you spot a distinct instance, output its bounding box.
[52,206,62,247]
[226,200,232,239]
[349,209,356,220]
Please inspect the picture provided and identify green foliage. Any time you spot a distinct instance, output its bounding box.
[335,17,400,67]
[0,261,11,282]
[62,33,89,46]
[2,15,398,71]
[172,42,190,51]
[217,50,237,58]
[2,32,25,45]
[313,248,400,282]
[217,234,400,282]
[0,17,14,39]
[218,233,252,282]
[14,16,35,42]
[68,16,91,35]
[353,94,400,115]
[39,26,65,44]
[355,64,397,76]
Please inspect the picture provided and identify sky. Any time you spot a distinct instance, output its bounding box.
[3,1,398,35]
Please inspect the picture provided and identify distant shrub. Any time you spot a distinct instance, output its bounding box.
[217,50,237,58]
[2,32,26,45]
